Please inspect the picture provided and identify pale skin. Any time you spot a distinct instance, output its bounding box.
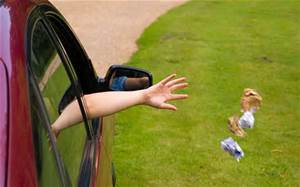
[51,74,188,137]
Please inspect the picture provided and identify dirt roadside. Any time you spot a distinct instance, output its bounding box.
[50,1,187,76]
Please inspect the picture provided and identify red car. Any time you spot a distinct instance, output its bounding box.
[0,0,152,186]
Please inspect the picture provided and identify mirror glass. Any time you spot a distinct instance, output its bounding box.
[109,69,151,91]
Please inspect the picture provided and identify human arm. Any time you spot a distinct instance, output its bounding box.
[51,74,188,137]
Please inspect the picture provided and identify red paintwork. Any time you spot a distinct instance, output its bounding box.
[0,61,8,187]
[0,1,42,186]
[1,1,107,186]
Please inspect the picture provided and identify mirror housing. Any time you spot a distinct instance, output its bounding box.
[105,65,153,91]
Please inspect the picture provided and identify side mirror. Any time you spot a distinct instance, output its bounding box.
[105,65,153,91]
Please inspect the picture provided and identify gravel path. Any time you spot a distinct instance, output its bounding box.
[51,0,187,76]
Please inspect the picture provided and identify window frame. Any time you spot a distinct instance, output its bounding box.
[26,9,94,139]
[26,4,103,186]
[26,9,71,186]
[42,15,94,139]
[40,9,106,187]
[41,4,105,139]
[40,11,101,187]
[44,12,100,94]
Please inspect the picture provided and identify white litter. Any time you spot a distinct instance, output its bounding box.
[221,137,244,162]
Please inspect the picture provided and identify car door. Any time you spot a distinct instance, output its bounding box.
[26,4,114,187]
[0,61,8,187]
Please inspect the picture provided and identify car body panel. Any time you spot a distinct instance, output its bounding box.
[0,61,8,187]
[1,1,38,186]
[1,0,115,186]
[95,116,115,187]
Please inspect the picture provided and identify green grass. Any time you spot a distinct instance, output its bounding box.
[113,0,300,186]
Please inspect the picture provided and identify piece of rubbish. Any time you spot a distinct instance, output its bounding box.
[221,137,244,162]
[228,88,262,137]
[240,88,262,112]
[239,110,255,129]
[228,115,246,137]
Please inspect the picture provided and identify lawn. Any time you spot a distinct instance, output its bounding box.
[113,0,300,186]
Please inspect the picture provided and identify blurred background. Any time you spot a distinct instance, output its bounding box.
[50,0,186,75]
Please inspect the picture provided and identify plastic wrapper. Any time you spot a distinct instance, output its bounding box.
[221,137,244,161]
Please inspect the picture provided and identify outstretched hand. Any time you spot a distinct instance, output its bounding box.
[143,74,188,111]
[51,74,188,140]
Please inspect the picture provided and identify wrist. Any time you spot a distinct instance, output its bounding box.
[138,89,148,105]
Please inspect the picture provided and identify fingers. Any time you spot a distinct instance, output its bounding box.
[170,83,188,92]
[166,77,186,87]
[170,94,188,101]
[159,103,177,111]
[160,74,176,85]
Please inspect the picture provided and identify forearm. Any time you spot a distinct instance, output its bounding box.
[52,90,146,133]
[84,90,146,118]
[51,99,83,133]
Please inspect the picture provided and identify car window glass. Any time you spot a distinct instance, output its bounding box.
[30,21,86,185]
[29,82,62,187]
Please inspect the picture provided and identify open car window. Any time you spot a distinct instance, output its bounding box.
[45,13,102,136]
[29,20,87,186]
